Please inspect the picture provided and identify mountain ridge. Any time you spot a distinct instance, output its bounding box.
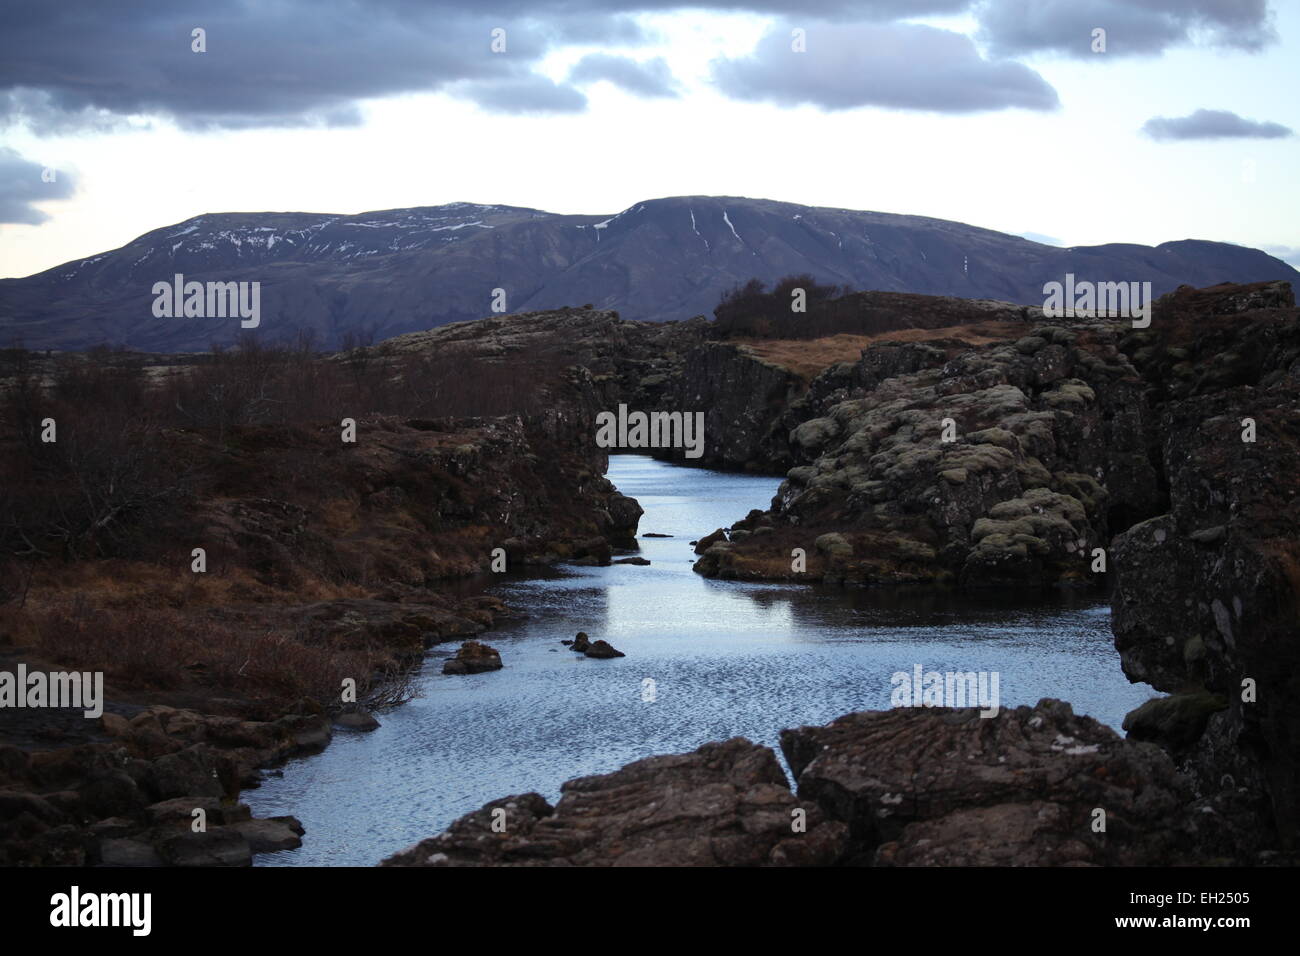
[3,195,1296,351]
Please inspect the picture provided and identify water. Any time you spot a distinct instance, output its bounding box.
[245,454,1157,866]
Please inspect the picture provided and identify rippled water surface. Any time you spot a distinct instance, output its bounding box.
[246,455,1156,866]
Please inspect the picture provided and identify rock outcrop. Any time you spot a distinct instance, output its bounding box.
[386,699,1262,867]
[441,640,503,675]
[0,703,324,866]
[380,737,848,867]
[782,700,1198,866]
[695,320,1159,588]
[1110,280,1300,852]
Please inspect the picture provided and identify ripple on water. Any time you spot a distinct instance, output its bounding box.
[246,454,1157,866]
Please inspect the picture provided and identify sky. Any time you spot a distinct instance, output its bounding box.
[1,0,1298,279]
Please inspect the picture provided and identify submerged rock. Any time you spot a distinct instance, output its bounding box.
[333,709,381,732]
[229,816,305,853]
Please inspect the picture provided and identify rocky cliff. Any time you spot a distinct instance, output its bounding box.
[1109,281,1300,852]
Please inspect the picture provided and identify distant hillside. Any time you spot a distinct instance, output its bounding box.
[2,195,1296,351]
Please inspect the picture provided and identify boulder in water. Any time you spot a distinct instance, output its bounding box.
[442,641,503,675]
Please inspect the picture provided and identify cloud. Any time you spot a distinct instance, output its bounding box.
[711,22,1059,113]
[0,146,76,224]
[977,0,1278,59]
[456,75,588,114]
[0,1,985,133]
[569,54,679,97]
[1142,108,1293,141]
[0,1,650,132]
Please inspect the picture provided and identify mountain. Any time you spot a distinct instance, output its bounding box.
[3,195,1297,352]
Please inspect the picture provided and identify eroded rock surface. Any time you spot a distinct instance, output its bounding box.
[381,738,847,867]
[782,700,1199,866]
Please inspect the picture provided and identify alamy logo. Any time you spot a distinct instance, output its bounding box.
[595,404,705,459]
[50,886,151,936]
[1042,273,1152,328]
[0,665,103,718]
[890,664,1000,718]
[151,273,261,328]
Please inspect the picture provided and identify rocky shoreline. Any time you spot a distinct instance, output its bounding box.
[383,699,1230,867]
[4,280,1296,866]
[0,379,644,864]
[382,280,1300,866]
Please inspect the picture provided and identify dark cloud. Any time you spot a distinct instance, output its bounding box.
[0,1,983,133]
[569,54,679,97]
[0,1,642,132]
[977,0,1278,59]
[711,22,1059,113]
[1142,108,1292,141]
[0,147,76,224]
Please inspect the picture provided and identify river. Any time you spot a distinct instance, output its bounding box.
[245,454,1157,866]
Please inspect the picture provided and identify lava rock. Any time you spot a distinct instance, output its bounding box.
[333,710,381,732]
[381,738,847,867]
[441,641,503,675]
[782,699,1198,866]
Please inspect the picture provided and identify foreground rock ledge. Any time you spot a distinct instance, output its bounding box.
[381,737,847,866]
[383,699,1232,867]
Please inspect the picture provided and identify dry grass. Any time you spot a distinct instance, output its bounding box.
[734,322,1027,381]
[736,335,876,382]
[21,558,367,612]
[32,601,410,708]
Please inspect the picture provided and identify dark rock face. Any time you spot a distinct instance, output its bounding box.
[669,342,805,471]
[441,640,503,675]
[781,700,1197,866]
[1107,281,1300,851]
[0,704,318,866]
[583,640,625,659]
[1111,390,1300,849]
[696,320,1161,588]
[9,196,1294,352]
[380,738,848,867]
[1122,693,1227,753]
